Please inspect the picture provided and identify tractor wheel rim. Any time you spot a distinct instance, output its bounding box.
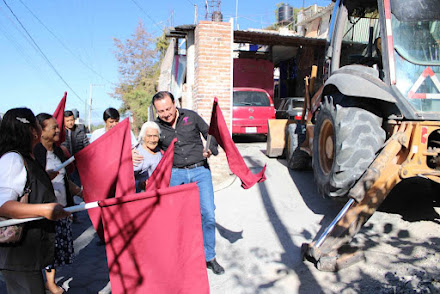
[319,119,334,175]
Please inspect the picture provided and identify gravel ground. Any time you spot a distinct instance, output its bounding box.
[0,137,439,293]
[209,138,440,294]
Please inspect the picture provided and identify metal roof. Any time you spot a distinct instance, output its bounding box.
[234,29,326,47]
[167,24,327,48]
[165,25,197,38]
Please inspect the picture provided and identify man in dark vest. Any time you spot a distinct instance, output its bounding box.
[153,91,225,275]
[62,110,89,186]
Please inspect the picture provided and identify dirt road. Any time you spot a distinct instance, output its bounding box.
[209,138,440,293]
[1,138,438,293]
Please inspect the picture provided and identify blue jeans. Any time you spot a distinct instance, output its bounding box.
[170,166,216,261]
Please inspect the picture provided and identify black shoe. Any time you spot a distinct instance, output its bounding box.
[206,258,225,275]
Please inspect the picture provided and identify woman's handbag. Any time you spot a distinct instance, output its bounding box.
[0,190,30,243]
[0,152,31,244]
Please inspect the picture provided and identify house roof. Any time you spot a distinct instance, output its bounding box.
[234,29,326,47]
[166,25,327,65]
[165,24,197,38]
[167,26,327,47]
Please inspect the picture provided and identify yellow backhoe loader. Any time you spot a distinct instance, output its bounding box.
[283,0,440,271]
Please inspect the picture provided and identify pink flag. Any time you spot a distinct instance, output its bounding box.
[144,138,176,191]
[53,92,67,146]
[99,183,209,294]
[209,97,266,189]
[75,118,136,240]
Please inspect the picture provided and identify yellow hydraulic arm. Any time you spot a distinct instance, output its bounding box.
[302,121,440,271]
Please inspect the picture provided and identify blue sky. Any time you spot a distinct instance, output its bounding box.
[0,0,331,125]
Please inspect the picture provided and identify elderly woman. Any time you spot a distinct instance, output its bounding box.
[134,122,163,192]
[34,113,81,294]
[0,108,70,294]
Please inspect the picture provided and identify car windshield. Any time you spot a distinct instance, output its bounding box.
[279,99,303,110]
[233,91,270,107]
[290,100,304,109]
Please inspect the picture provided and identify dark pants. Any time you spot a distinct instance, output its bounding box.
[69,169,82,187]
[1,269,45,294]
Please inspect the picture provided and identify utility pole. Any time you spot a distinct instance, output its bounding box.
[194,4,198,24]
[88,84,92,132]
[88,83,105,132]
[205,0,209,20]
[84,100,88,130]
[170,9,174,27]
[235,0,239,29]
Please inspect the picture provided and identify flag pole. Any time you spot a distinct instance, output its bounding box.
[53,156,75,172]
[204,135,212,153]
[0,201,99,228]
[0,155,80,228]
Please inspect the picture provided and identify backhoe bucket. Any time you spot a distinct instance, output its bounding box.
[266,119,293,157]
[302,123,414,271]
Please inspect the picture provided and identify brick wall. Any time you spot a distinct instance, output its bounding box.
[194,21,232,127]
[193,21,233,187]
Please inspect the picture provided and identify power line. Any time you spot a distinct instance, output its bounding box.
[17,0,113,85]
[2,0,85,103]
[0,20,43,80]
[0,5,40,58]
[0,6,40,69]
[0,6,65,93]
[129,0,165,33]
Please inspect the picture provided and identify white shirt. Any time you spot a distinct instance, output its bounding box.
[0,152,27,207]
[90,127,106,143]
[90,127,138,148]
[46,150,67,206]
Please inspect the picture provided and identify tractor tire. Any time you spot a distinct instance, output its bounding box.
[287,123,310,170]
[312,96,386,198]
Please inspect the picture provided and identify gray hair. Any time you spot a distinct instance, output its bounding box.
[138,121,161,142]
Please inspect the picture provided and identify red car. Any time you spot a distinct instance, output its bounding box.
[232,87,275,135]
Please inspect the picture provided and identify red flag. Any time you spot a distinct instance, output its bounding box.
[75,118,135,240]
[144,138,176,191]
[99,183,209,294]
[209,97,266,189]
[53,92,67,146]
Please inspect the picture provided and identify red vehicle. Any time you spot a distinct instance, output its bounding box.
[232,87,275,135]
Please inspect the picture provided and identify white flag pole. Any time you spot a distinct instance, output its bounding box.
[204,135,212,153]
[0,201,99,228]
[53,156,75,172]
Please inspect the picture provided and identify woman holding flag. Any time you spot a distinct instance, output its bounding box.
[34,113,82,294]
[0,108,70,294]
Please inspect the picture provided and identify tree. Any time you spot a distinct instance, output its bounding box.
[112,21,169,131]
